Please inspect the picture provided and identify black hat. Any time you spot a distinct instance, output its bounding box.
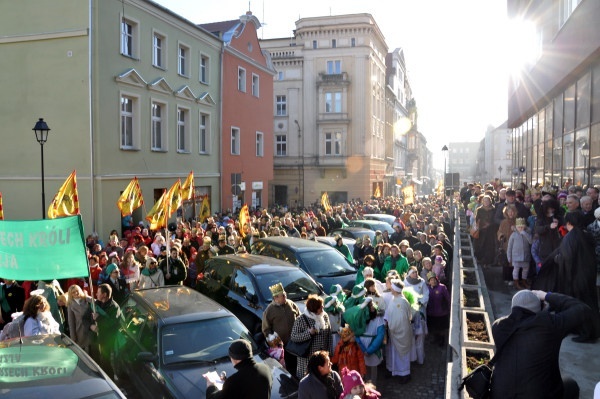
[160,245,167,251]
[228,339,252,360]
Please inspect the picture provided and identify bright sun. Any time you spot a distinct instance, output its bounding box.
[506,19,540,79]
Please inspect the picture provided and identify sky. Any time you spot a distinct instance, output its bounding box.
[155,0,510,150]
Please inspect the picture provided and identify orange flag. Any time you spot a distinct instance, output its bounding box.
[0,192,4,220]
[117,177,144,216]
[48,170,80,219]
[200,195,211,222]
[145,190,168,230]
[181,171,194,201]
[239,204,250,237]
[166,179,182,216]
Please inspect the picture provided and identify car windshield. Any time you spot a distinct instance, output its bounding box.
[255,270,321,302]
[161,316,256,366]
[297,250,356,277]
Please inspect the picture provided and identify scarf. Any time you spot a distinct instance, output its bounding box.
[141,267,158,276]
[0,285,11,313]
[406,275,421,286]
[304,308,326,332]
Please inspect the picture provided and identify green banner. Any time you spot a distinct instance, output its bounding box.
[0,346,78,383]
[0,215,89,280]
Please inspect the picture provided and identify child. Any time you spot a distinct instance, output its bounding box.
[332,325,366,378]
[507,217,532,290]
[432,255,446,283]
[340,367,381,399]
[266,332,285,367]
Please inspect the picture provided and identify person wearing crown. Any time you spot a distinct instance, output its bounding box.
[262,282,300,376]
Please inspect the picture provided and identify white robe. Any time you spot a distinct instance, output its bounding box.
[385,293,413,376]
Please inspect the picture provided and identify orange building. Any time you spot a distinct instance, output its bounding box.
[201,12,275,213]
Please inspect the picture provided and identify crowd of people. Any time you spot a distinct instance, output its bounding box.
[463,181,600,343]
[1,193,456,398]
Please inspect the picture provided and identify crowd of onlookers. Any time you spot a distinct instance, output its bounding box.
[464,180,600,343]
[1,194,457,396]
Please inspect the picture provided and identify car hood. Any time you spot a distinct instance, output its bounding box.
[162,354,297,398]
[316,273,356,294]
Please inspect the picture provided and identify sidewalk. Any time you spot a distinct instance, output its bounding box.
[481,264,600,399]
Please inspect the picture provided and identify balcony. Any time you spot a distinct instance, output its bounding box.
[317,112,350,123]
[317,72,350,86]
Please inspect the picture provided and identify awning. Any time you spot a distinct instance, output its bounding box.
[411,178,423,185]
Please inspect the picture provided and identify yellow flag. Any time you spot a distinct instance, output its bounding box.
[181,171,194,201]
[166,180,182,216]
[48,170,80,219]
[0,192,4,220]
[117,177,144,217]
[239,204,250,237]
[145,190,168,230]
[402,185,415,205]
[200,195,211,222]
[374,185,381,198]
[321,192,332,212]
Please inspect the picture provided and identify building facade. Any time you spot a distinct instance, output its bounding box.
[261,14,407,207]
[201,12,276,212]
[507,0,600,188]
[0,0,222,237]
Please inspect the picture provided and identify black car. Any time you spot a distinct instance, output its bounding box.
[0,334,125,398]
[113,286,297,399]
[251,237,357,293]
[197,253,324,336]
[328,227,375,243]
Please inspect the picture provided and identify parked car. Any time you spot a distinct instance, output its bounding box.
[197,253,324,336]
[328,227,375,243]
[347,219,395,235]
[362,213,397,226]
[251,237,357,293]
[0,334,125,398]
[113,286,298,399]
[315,236,356,262]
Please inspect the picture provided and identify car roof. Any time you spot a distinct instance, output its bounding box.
[207,253,304,273]
[330,227,372,233]
[315,236,355,245]
[256,236,332,251]
[131,286,232,323]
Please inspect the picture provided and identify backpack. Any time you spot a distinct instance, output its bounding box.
[0,313,27,341]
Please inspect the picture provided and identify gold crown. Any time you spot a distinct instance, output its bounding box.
[269,282,285,297]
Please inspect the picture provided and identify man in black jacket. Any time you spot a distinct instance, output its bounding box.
[490,290,588,399]
[205,339,272,399]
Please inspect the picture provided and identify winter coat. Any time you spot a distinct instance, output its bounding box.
[298,370,343,399]
[67,297,93,348]
[490,293,587,398]
[332,339,366,376]
[206,357,272,399]
[507,230,532,263]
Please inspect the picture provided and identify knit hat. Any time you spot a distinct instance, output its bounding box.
[515,218,526,227]
[557,191,568,200]
[427,271,438,282]
[330,284,346,303]
[511,290,542,314]
[341,367,365,398]
[146,257,157,268]
[105,263,119,276]
[228,339,252,360]
[323,295,344,314]
[594,207,600,220]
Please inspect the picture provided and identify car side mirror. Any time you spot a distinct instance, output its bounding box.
[137,352,157,362]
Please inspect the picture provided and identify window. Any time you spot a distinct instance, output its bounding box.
[312,40,317,49]
[152,32,165,68]
[121,18,137,57]
[200,55,209,83]
[332,39,337,48]
[276,135,287,156]
[351,38,356,47]
[325,131,342,155]
[178,44,189,76]
[231,127,240,155]
[177,107,190,152]
[120,95,137,149]
[151,102,166,151]
[326,60,341,74]
[559,0,581,27]
[325,92,342,113]
[277,71,284,81]
[252,74,260,97]
[199,113,209,154]
[256,132,264,157]
[276,95,287,116]
[238,67,246,92]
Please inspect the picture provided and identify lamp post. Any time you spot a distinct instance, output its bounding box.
[33,118,51,219]
[580,142,589,187]
[498,165,503,182]
[442,145,448,203]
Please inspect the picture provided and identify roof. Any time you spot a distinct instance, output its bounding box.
[257,236,332,251]
[199,19,240,39]
[132,286,231,322]
[208,253,300,271]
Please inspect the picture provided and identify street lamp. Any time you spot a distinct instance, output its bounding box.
[580,142,589,187]
[442,145,448,202]
[33,118,51,219]
[498,165,503,181]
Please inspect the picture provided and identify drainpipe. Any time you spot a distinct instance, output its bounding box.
[88,0,96,233]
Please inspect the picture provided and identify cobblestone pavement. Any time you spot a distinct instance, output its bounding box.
[373,334,449,398]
